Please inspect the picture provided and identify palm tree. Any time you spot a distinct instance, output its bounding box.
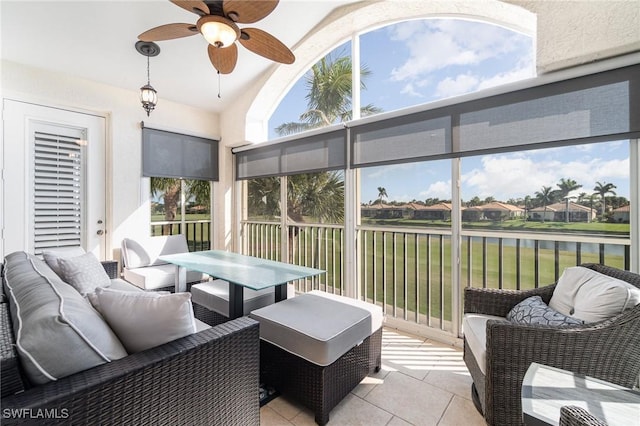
[274,53,382,136]
[377,187,388,204]
[556,178,582,199]
[535,186,554,222]
[287,172,344,223]
[150,178,182,222]
[151,177,210,233]
[593,181,617,219]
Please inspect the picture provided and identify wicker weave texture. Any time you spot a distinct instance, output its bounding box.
[100,261,119,279]
[0,304,24,398]
[464,263,640,426]
[1,317,261,425]
[260,327,382,425]
[559,405,608,426]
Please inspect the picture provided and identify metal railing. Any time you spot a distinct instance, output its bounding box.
[241,220,631,336]
[150,220,211,252]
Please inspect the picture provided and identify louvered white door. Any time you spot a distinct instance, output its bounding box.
[2,100,106,259]
[32,123,85,254]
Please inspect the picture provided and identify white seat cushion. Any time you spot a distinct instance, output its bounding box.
[190,279,274,317]
[121,235,190,268]
[250,293,372,366]
[123,264,205,290]
[462,313,508,374]
[308,290,384,333]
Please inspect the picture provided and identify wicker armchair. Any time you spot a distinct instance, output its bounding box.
[463,263,640,426]
[559,406,608,426]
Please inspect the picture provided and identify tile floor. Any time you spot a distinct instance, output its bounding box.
[259,328,486,426]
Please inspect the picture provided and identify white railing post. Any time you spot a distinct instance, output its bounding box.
[451,158,462,337]
[631,138,639,273]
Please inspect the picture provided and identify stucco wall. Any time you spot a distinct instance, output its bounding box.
[508,0,640,73]
[1,60,220,259]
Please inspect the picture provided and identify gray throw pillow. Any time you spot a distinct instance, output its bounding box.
[58,252,111,296]
[507,296,583,326]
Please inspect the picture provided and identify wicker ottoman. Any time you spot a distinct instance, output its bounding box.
[191,279,274,326]
[250,293,382,425]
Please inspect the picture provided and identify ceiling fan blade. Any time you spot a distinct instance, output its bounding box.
[171,0,210,16]
[208,43,238,74]
[139,23,199,41]
[223,0,278,23]
[239,28,294,64]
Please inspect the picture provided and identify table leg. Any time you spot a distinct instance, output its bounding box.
[228,282,244,319]
[174,265,187,293]
[274,284,287,303]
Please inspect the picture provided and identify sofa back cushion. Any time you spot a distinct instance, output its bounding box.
[550,266,640,323]
[121,235,189,269]
[3,251,127,385]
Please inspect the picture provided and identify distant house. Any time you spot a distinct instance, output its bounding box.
[463,202,523,221]
[412,203,452,220]
[528,202,595,222]
[360,203,405,219]
[461,206,482,222]
[612,205,630,223]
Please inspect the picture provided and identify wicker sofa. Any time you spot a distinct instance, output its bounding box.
[463,263,640,426]
[1,251,260,425]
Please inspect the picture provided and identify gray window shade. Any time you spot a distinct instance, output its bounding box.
[33,130,83,254]
[350,63,640,168]
[142,126,219,180]
[351,113,451,167]
[236,129,346,180]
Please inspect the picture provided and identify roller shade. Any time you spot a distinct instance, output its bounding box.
[235,128,346,180]
[142,126,219,181]
[350,63,640,168]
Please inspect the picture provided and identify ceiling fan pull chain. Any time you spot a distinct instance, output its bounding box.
[217,70,222,99]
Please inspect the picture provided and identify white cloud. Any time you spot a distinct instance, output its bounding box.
[434,73,479,98]
[420,180,451,199]
[389,19,529,82]
[461,153,630,200]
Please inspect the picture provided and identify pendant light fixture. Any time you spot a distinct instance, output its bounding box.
[135,41,160,116]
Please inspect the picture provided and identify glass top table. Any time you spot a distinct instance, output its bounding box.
[521,362,640,426]
[159,250,325,319]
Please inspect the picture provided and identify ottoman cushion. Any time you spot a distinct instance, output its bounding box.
[250,293,371,366]
[308,290,384,333]
[191,279,274,317]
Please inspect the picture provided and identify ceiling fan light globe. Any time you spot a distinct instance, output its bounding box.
[198,16,239,48]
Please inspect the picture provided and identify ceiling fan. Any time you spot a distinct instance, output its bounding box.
[138,0,295,74]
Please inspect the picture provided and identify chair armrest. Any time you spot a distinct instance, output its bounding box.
[559,406,608,426]
[101,260,119,279]
[463,284,556,317]
[483,308,640,425]
[1,317,260,425]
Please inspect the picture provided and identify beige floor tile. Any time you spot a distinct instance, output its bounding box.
[437,395,486,426]
[260,406,293,426]
[352,367,390,398]
[267,396,305,421]
[387,416,414,426]
[364,371,454,426]
[326,393,394,425]
[424,370,474,400]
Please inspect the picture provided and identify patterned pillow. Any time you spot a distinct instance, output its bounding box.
[507,296,584,326]
[58,252,111,296]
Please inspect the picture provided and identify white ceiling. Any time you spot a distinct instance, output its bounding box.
[1,0,359,113]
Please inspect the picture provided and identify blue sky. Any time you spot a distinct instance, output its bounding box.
[268,19,630,203]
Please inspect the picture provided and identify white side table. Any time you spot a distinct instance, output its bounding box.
[521,362,640,426]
